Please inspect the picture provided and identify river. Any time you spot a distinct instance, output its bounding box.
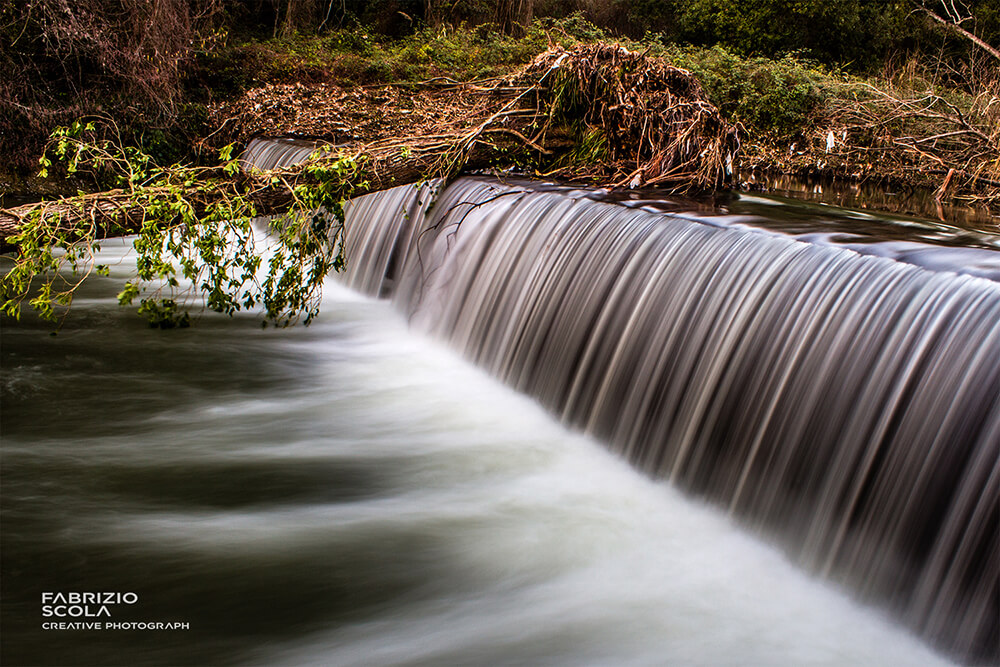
[2,177,996,666]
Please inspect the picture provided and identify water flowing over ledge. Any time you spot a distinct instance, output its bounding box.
[336,176,999,663]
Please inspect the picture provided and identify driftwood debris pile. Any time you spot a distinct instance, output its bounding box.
[1,44,740,248]
[522,44,739,189]
[823,84,1000,202]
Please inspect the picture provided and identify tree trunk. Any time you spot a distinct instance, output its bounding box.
[424,0,439,28]
[494,0,534,36]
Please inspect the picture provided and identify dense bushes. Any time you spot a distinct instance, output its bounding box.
[656,45,829,138]
[530,0,999,73]
[1,1,224,110]
[672,0,901,68]
[1,0,227,172]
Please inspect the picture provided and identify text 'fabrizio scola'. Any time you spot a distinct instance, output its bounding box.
[41,592,138,618]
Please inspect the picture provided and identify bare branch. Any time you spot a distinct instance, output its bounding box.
[917,3,1000,60]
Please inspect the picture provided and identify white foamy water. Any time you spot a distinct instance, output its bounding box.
[2,238,953,666]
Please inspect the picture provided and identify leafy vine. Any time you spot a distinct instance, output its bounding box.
[2,121,364,328]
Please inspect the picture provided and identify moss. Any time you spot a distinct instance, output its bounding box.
[187,14,605,92]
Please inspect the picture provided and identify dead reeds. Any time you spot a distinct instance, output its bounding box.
[831,83,1000,203]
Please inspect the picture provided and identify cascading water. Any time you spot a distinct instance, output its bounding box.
[239,137,335,170]
[333,175,999,663]
[4,138,985,666]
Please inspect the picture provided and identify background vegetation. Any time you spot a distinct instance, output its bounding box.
[1,1,997,179]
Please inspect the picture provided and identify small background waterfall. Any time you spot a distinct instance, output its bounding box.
[337,174,1000,663]
[3,139,998,666]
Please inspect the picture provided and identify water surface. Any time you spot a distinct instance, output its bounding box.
[1,239,955,667]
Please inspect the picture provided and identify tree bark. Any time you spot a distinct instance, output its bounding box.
[494,0,534,36]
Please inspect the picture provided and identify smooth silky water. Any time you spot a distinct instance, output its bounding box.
[337,177,999,664]
[3,144,997,665]
[1,239,956,667]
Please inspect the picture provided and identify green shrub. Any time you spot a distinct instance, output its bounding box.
[675,0,909,71]
[659,45,829,139]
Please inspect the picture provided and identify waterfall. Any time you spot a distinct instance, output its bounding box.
[335,176,999,663]
[240,137,335,170]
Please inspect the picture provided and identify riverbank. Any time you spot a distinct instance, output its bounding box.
[3,19,998,215]
[200,36,999,217]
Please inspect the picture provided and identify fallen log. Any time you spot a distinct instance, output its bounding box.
[0,136,501,250]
